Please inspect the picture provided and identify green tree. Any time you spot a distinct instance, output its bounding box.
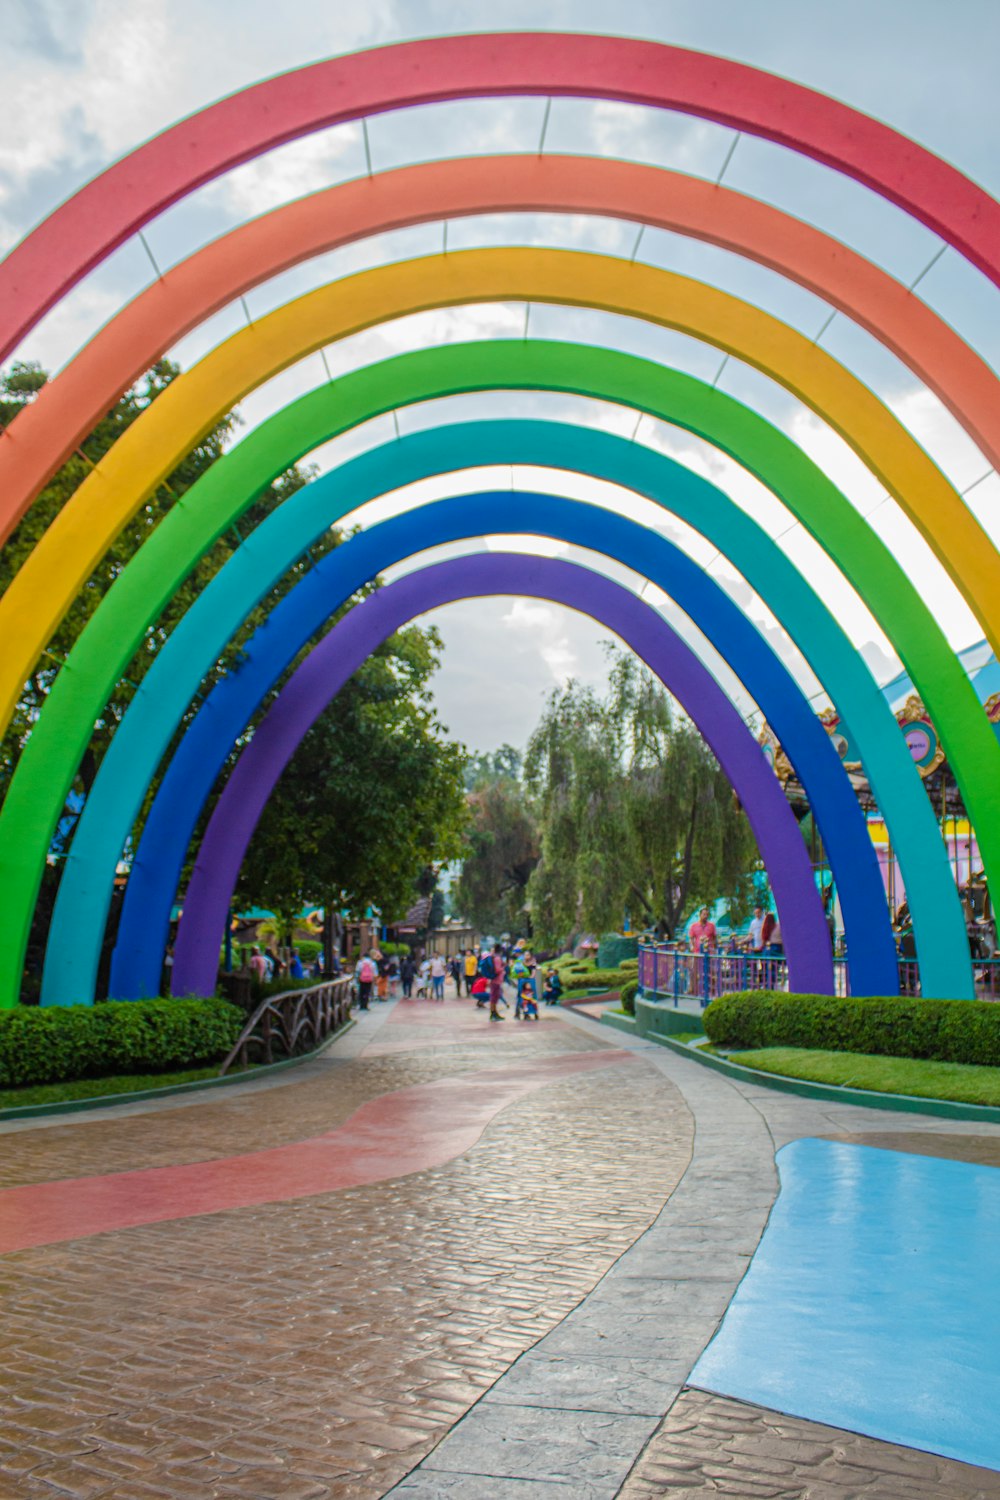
[524,647,759,945]
[0,360,325,808]
[2,359,330,994]
[233,625,469,930]
[453,775,539,935]
[463,743,522,790]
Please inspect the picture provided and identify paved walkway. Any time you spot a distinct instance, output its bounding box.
[2,991,999,1497]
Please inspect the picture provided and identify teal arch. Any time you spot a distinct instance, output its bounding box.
[9,342,978,1006]
[44,418,967,1004]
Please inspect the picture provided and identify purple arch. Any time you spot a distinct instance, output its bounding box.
[172,553,831,997]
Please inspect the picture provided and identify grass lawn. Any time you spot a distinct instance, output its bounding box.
[732,1047,1000,1107]
[0,1063,254,1112]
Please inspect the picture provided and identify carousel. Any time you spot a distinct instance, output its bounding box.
[758,639,1000,964]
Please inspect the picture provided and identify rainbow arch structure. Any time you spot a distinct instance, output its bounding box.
[172,552,834,998]
[80,413,963,1006]
[1,31,999,1007]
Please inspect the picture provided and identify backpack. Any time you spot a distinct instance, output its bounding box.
[477,953,497,980]
[359,959,375,983]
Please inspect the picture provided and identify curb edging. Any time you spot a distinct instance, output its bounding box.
[621,1023,1000,1123]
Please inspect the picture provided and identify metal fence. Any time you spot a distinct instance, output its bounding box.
[219,976,353,1074]
[638,943,1000,1007]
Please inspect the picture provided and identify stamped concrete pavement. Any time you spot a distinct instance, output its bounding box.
[3,991,1000,1497]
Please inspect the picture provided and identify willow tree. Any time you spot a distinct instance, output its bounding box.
[524,648,759,944]
[452,767,539,936]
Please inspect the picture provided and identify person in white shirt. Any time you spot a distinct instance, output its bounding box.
[748,906,765,952]
[430,952,447,1001]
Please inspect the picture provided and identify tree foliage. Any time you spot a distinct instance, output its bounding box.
[233,624,469,937]
[0,359,324,814]
[524,647,759,945]
[464,743,523,790]
[452,774,539,936]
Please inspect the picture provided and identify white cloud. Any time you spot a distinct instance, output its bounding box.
[502,601,558,631]
[205,125,362,218]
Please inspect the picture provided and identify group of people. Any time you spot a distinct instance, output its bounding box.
[466,943,564,1022]
[248,944,315,982]
[349,941,564,1019]
[687,904,783,957]
[351,949,460,1009]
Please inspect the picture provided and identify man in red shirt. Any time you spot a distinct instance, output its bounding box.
[689,907,718,953]
[689,906,717,1002]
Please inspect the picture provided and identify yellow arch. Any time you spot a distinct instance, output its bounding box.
[1,247,997,737]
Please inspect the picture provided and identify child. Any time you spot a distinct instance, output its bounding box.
[515,976,534,1020]
[471,974,489,1008]
[521,987,539,1022]
[416,956,431,999]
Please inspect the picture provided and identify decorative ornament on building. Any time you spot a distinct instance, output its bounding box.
[758,724,794,786]
[984,692,1000,726]
[896,695,945,778]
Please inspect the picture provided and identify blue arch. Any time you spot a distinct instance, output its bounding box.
[84,490,897,1002]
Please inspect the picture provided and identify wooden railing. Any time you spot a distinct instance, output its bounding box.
[219,976,354,1075]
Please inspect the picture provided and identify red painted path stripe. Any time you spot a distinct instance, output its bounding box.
[0,1049,631,1254]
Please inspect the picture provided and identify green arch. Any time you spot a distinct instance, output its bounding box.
[2,341,984,1005]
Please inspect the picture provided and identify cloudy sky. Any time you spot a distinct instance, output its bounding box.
[3,0,999,751]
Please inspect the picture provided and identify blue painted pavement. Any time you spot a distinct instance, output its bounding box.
[692,1138,1000,1471]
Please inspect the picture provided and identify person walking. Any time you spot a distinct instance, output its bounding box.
[355,950,376,1010]
[400,952,416,998]
[463,947,478,996]
[488,943,506,1016]
[430,952,447,1001]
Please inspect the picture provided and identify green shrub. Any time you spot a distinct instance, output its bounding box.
[561,966,632,993]
[703,991,1000,1067]
[597,933,639,968]
[552,953,590,972]
[296,940,322,961]
[619,958,639,973]
[619,979,638,1016]
[0,998,244,1088]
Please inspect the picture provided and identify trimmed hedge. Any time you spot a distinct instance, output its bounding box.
[619,979,638,1016]
[597,933,639,968]
[703,991,1000,1068]
[0,998,244,1088]
[561,966,632,993]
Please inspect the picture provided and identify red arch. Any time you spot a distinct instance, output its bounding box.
[2,32,998,364]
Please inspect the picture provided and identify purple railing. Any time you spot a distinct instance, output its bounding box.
[638,943,1000,1005]
[637,944,816,1007]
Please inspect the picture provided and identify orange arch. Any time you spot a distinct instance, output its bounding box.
[2,154,999,548]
